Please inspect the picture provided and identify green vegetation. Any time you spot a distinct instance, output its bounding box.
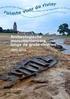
[0,27,17,33]
[63,35,70,38]
[57,23,70,36]
[0,22,17,33]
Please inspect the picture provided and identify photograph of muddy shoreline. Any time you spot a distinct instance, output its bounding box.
[0,34,70,99]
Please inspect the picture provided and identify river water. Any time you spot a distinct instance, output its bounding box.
[53,38,70,54]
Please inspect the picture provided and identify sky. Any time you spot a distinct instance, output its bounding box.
[0,0,70,34]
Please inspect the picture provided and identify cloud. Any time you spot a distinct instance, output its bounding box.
[0,0,70,33]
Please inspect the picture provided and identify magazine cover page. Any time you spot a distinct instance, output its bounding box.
[0,0,70,99]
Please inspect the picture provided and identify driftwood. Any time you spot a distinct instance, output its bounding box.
[0,55,58,89]
[31,80,48,84]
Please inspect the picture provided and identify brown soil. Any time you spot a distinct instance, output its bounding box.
[0,35,70,99]
[64,38,70,45]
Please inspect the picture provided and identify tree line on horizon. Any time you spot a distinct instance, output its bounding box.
[0,27,17,33]
[0,23,70,36]
[0,22,17,33]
